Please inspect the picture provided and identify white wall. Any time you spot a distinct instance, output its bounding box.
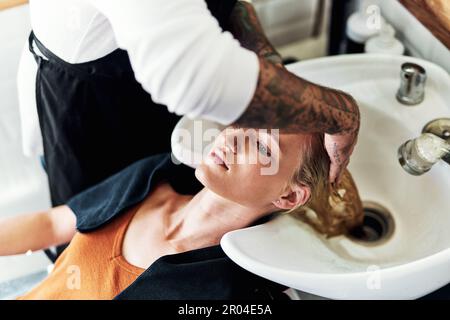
[253,0,321,47]
[0,5,51,284]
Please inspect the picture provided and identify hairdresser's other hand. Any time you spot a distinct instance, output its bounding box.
[324,129,358,185]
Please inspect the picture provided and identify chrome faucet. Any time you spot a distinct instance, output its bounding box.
[398,118,450,175]
[396,62,427,105]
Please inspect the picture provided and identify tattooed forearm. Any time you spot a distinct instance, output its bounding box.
[229,1,283,65]
[228,1,359,134]
[234,57,361,135]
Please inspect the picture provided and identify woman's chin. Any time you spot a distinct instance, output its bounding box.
[195,164,214,188]
[195,165,232,199]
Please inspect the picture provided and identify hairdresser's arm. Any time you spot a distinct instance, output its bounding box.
[0,206,76,256]
[228,1,283,67]
[90,0,259,124]
[90,0,359,135]
[228,1,359,134]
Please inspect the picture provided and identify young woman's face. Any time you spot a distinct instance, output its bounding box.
[195,128,311,209]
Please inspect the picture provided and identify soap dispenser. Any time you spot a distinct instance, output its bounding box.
[344,0,383,53]
[365,22,405,55]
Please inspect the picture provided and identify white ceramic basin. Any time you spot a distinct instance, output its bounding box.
[220,54,450,299]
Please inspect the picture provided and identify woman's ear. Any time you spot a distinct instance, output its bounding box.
[272,184,311,210]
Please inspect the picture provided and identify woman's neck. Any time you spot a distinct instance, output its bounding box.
[166,188,273,250]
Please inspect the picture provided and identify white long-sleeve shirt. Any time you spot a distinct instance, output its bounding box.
[17,0,259,156]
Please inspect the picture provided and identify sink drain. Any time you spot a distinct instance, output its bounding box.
[347,201,395,245]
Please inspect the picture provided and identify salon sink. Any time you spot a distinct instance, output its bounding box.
[219,54,450,300]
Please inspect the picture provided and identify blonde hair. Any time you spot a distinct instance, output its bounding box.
[286,134,363,238]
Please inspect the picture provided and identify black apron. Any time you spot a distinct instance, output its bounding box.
[29,34,181,206]
[29,0,237,205]
[28,0,237,260]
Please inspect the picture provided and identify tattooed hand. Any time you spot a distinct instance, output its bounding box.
[324,129,359,184]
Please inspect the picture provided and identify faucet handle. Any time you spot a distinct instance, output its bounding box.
[422,118,450,165]
[398,133,450,175]
[396,62,427,105]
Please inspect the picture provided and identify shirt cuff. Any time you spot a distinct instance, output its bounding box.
[200,49,260,125]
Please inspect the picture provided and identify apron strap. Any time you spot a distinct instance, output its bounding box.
[28,31,129,77]
[29,31,68,66]
[28,31,42,64]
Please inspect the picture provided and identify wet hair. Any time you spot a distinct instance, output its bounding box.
[286,134,364,237]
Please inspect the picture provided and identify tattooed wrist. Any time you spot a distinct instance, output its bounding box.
[235,57,361,135]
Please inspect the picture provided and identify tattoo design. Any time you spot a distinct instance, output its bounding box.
[228,1,360,135]
[333,142,342,165]
[228,1,283,66]
[235,58,361,135]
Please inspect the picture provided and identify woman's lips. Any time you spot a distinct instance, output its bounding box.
[210,149,229,170]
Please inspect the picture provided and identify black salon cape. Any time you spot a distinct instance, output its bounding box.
[67,153,288,300]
